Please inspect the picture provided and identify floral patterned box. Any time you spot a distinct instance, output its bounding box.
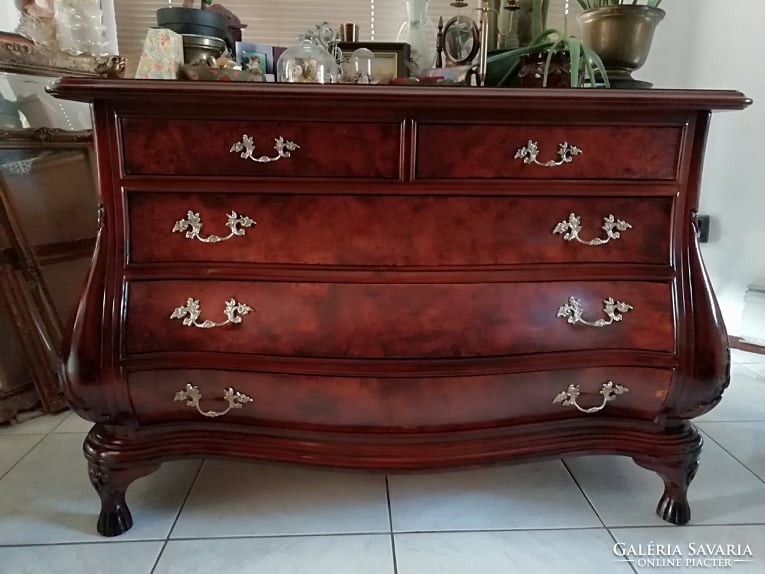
[135,28,184,80]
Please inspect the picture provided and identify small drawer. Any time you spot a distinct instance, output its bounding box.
[127,192,673,266]
[124,280,675,358]
[416,124,683,181]
[120,118,402,179]
[128,367,673,429]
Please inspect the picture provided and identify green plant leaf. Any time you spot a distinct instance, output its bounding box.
[567,36,581,88]
[582,44,611,87]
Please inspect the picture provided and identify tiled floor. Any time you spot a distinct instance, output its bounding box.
[1,352,764,573]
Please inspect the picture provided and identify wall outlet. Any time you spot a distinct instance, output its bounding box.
[697,214,711,243]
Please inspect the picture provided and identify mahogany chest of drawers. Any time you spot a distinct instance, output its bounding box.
[50,80,750,537]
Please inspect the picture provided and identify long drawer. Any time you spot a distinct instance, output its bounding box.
[128,367,673,428]
[417,124,684,181]
[127,193,673,266]
[120,119,402,179]
[124,280,675,357]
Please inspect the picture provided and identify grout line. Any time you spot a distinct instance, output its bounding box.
[164,459,206,541]
[0,539,167,549]
[692,419,765,426]
[0,433,47,482]
[0,532,395,548]
[5,524,765,549]
[148,458,206,574]
[698,429,765,485]
[561,459,608,529]
[385,475,398,574]
[608,523,765,531]
[47,410,74,434]
[149,540,168,574]
[606,528,640,574]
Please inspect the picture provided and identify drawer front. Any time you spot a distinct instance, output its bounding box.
[129,193,672,266]
[416,124,683,180]
[124,280,675,357]
[120,119,402,179]
[129,367,673,428]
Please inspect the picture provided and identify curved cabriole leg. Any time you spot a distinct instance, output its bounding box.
[634,448,701,526]
[88,461,160,537]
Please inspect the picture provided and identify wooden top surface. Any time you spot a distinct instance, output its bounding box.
[49,78,752,112]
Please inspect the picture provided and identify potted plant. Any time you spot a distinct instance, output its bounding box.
[485,28,609,88]
[576,0,665,87]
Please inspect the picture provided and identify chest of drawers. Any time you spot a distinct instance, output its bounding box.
[50,80,750,537]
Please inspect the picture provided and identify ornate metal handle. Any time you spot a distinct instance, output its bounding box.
[553,381,629,414]
[230,135,300,163]
[514,140,582,167]
[557,296,633,327]
[170,298,252,329]
[173,210,256,243]
[174,384,253,418]
[553,213,632,246]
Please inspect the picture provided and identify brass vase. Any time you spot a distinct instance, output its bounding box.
[577,5,665,88]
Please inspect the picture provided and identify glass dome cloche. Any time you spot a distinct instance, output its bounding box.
[277,33,338,84]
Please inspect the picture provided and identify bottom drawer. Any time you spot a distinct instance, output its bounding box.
[129,367,673,430]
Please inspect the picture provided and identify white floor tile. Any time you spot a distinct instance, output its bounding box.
[51,411,93,434]
[699,421,765,481]
[388,462,601,532]
[395,529,632,574]
[611,525,765,573]
[0,541,163,574]
[0,434,43,478]
[0,433,201,544]
[731,349,765,365]
[697,364,765,422]
[155,535,393,574]
[171,461,390,538]
[0,411,69,435]
[739,363,765,380]
[566,438,765,527]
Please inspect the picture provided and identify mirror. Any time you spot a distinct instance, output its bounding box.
[443,15,479,65]
[0,31,107,422]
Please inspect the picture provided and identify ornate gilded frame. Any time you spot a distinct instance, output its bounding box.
[0,34,125,78]
[0,127,95,418]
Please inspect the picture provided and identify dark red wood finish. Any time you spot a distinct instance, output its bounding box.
[124,280,675,357]
[129,367,672,428]
[49,80,750,537]
[121,119,402,179]
[417,124,684,180]
[127,193,673,266]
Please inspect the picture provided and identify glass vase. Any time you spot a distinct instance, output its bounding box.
[396,0,435,76]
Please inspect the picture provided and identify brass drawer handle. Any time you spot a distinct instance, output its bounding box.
[553,213,632,246]
[174,384,253,418]
[230,134,300,163]
[514,140,582,167]
[170,297,252,329]
[173,210,256,243]
[557,296,633,327]
[553,381,629,414]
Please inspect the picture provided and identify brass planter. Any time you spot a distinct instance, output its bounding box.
[577,5,665,87]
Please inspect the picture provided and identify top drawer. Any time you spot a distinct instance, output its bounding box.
[416,124,684,181]
[120,119,402,179]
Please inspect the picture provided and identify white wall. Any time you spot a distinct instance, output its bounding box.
[641,0,765,336]
[569,0,765,336]
[0,2,21,32]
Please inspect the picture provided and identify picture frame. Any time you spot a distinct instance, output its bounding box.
[235,41,274,74]
[337,42,411,84]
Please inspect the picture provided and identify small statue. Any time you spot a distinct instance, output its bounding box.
[23,0,55,19]
[16,0,58,49]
